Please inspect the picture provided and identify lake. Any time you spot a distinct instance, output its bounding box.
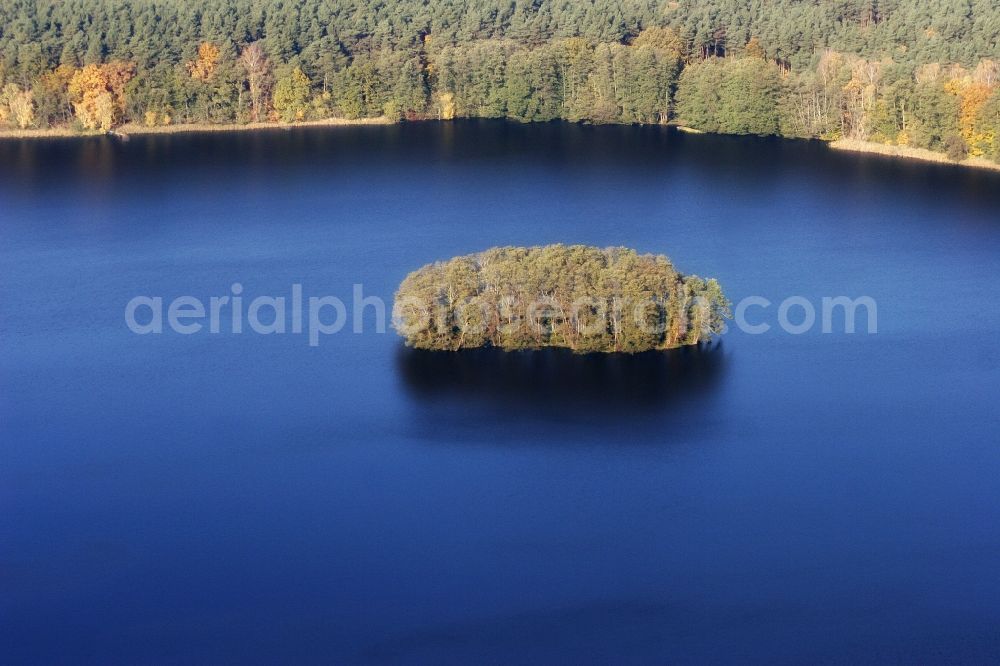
[2,121,999,663]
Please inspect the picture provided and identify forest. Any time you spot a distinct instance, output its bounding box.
[1,0,1000,162]
[393,245,731,353]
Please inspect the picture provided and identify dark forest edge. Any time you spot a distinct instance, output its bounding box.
[393,245,730,354]
[2,0,1000,167]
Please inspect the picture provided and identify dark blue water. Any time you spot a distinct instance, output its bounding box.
[2,122,999,663]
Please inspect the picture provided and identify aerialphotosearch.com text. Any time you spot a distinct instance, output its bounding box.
[124,283,877,346]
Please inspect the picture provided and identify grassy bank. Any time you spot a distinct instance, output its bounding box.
[0,116,392,140]
[829,138,1000,173]
[0,126,103,139]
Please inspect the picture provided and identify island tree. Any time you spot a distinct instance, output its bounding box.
[393,245,730,353]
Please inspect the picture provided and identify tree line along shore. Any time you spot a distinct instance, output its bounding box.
[2,0,1000,169]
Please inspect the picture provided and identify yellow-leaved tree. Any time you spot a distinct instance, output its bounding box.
[958,81,993,156]
[0,83,35,129]
[187,42,221,81]
[68,61,135,131]
[436,91,456,120]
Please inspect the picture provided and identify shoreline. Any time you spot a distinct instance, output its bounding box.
[3,119,1000,174]
[828,138,1000,173]
[0,116,393,140]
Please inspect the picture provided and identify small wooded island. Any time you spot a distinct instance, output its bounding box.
[393,245,730,353]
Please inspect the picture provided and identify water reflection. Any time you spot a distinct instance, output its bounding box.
[396,342,727,412]
[4,122,1000,215]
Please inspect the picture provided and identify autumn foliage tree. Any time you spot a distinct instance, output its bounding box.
[0,83,34,128]
[67,61,135,130]
[955,80,993,157]
[187,43,221,82]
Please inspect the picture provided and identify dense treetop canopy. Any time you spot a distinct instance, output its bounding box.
[393,245,731,353]
[2,0,998,73]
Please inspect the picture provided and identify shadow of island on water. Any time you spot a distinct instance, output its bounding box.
[395,342,728,414]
